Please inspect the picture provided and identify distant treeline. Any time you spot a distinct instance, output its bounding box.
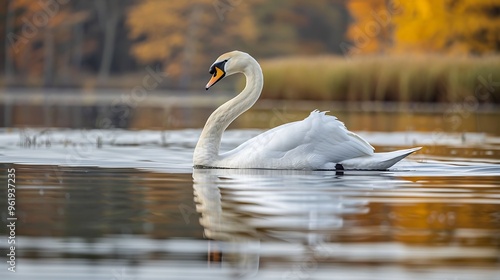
[1,0,499,96]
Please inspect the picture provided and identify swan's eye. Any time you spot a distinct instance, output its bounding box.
[209,59,228,76]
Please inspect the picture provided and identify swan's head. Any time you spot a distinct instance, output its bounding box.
[206,50,253,90]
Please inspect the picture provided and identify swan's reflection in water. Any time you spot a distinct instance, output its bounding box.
[192,168,411,276]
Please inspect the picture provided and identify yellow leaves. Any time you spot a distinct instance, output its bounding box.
[393,0,500,53]
[345,0,393,54]
[392,1,451,52]
[414,0,433,19]
[347,0,500,55]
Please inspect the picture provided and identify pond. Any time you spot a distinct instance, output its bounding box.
[0,106,499,280]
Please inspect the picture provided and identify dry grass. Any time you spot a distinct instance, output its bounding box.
[260,55,500,103]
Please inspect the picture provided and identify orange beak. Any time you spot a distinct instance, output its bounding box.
[206,66,226,90]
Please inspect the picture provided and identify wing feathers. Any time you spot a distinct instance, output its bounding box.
[219,110,376,169]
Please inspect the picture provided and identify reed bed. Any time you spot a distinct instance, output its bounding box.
[260,55,500,103]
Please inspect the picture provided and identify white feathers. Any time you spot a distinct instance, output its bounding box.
[194,51,420,170]
[215,110,375,169]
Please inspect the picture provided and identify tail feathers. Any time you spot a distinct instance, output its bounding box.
[340,147,421,170]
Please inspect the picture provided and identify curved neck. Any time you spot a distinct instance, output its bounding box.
[194,59,263,166]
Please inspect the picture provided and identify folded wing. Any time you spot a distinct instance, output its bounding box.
[219,110,375,169]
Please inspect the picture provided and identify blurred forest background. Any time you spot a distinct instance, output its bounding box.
[1,0,499,102]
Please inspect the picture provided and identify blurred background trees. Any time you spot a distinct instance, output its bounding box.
[1,0,499,91]
[126,0,259,87]
[392,0,500,54]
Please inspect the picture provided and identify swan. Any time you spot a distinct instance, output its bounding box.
[193,51,420,170]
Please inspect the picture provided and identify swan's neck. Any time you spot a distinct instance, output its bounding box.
[194,60,263,166]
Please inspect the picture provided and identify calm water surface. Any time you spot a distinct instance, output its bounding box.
[0,109,499,279]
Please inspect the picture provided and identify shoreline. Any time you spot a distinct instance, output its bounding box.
[1,89,499,114]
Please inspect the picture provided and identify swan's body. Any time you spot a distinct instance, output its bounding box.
[194,51,420,170]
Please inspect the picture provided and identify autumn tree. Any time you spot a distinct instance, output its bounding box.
[392,0,500,54]
[4,0,88,85]
[126,0,259,88]
[344,0,399,55]
[94,0,128,82]
[345,0,499,55]
[251,0,349,57]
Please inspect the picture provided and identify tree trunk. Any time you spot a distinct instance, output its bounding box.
[96,0,121,83]
[72,22,83,72]
[5,0,15,83]
[43,29,55,86]
[179,5,202,89]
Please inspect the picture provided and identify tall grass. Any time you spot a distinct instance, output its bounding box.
[260,55,500,103]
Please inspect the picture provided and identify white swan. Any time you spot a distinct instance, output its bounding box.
[193,51,420,170]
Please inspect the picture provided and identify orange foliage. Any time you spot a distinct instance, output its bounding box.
[345,0,396,54]
[126,0,258,84]
[346,0,500,55]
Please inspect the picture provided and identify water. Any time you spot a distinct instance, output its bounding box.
[0,110,499,279]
